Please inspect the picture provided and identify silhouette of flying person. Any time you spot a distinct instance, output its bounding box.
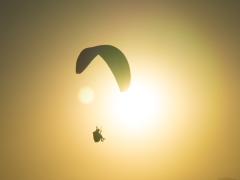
[93,126,105,142]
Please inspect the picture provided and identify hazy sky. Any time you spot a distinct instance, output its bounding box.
[1,1,239,180]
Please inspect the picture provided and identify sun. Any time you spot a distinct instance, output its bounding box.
[114,81,158,133]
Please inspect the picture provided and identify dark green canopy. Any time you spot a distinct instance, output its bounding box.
[76,45,131,92]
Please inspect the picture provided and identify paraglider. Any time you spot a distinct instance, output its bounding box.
[76,45,131,92]
[76,45,131,142]
[93,126,105,142]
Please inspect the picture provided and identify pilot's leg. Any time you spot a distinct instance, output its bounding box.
[101,137,105,141]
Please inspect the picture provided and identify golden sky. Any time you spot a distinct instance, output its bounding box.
[0,1,239,180]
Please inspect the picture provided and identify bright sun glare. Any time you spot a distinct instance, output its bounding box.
[115,81,158,133]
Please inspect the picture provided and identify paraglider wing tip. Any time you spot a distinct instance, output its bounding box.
[120,86,129,92]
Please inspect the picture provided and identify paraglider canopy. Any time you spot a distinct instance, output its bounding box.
[76,45,131,92]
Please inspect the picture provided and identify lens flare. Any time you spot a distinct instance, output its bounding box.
[78,86,94,104]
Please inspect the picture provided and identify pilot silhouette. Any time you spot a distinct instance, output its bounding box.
[93,126,105,142]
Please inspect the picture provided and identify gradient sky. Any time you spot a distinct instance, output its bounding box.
[1,1,239,180]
